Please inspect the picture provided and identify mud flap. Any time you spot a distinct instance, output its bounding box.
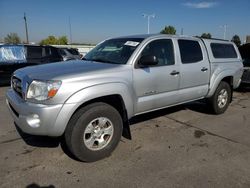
[122,110,132,140]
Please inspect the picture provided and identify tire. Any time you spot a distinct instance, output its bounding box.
[64,102,123,162]
[208,81,232,114]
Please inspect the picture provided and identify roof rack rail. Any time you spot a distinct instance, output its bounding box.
[194,36,229,42]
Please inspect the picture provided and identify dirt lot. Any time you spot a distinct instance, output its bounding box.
[0,86,250,188]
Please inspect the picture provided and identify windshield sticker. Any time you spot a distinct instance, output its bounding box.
[124,41,140,47]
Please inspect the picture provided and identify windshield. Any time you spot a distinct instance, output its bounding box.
[0,45,26,63]
[84,38,144,64]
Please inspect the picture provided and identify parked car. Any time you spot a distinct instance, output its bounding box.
[6,34,243,162]
[0,44,63,85]
[238,43,250,84]
[58,47,82,61]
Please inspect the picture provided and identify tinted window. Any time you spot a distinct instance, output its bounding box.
[50,47,61,59]
[27,46,42,59]
[178,40,203,64]
[211,43,237,58]
[67,48,79,55]
[44,47,51,57]
[59,49,67,56]
[140,39,175,66]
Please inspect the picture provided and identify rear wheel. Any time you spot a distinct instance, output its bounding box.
[64,102,123,162]
[208,81,231,114]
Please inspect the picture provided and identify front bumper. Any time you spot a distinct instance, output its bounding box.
[6,89,76,136]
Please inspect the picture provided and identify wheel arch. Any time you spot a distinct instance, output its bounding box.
[207,71,234,99]
[59,83,133,139]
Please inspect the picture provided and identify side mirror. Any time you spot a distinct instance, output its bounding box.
[138,55,158,67]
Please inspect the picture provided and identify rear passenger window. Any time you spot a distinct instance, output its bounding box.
[211,43,237,58]
[178,40,203,64]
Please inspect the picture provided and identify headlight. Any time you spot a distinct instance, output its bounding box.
[26,80,62,101]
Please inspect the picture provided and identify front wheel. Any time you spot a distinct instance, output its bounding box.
[208,81,232,114]
[64,102,123,162]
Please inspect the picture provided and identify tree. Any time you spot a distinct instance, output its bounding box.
[4,33,21,44]
[40,36,57,45]
[39,36,68,45]
[160,25,176,35]
[58,36,68,45]
[201,33,212,39]
[231,35,241,47]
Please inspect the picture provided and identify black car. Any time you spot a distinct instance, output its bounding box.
[239,43,250,85]
[0,44,63,85]
[58,47,82,61]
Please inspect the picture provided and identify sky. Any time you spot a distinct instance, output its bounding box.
[0,0,249,44]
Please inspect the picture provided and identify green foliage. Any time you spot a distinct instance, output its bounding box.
[58,36,68,45]
[201,33,212,39]
[231,35,241,47]
[40,35,68,45]
[160,25,176,35]
[4,33,21,44]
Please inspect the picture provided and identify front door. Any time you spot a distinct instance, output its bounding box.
[133,39,180,114]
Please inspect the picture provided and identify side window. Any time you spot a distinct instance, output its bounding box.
[27,46,42,59]
[178,40,203,64]
[43,47,51,57]
[68,48,79,55]
[211,43,237,58]
[59,49,67,56]
[50,47,61,59]
[141,39,175,66]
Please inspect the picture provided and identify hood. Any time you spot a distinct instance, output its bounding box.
[15,60,125,81]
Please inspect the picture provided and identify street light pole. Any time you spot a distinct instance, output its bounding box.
[142,13,155,34]
[220,25,228,40]
[23,12,29,44]
[69,17,72,44]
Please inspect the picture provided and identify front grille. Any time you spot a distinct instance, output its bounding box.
[12,76,23,98]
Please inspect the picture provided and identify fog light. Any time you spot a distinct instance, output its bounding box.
[26,114,40,128]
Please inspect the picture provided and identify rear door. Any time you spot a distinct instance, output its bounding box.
[177,39,210,102]
[133,38,180,114]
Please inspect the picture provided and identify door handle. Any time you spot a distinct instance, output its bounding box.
[201,67,208,72]
[170,70,180,76]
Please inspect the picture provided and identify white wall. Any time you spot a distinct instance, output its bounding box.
[52,44,95,56]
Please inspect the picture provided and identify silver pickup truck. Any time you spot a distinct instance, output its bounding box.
[6,34,243,162]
